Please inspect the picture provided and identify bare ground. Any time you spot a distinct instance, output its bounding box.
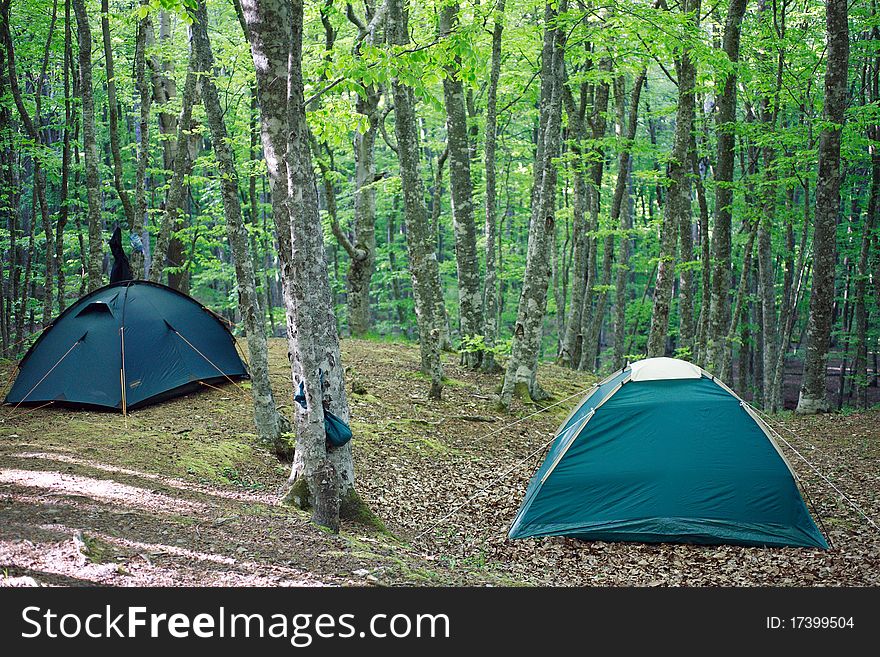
[1,338,878,587]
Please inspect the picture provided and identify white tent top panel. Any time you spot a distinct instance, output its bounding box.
[629,357,703,382]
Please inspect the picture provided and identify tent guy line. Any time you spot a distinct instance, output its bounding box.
[413,431,560,541]
[749,406,880,534]
[472,384,599,444]
[7,337,83,413]
[171,328,250,398]
[413,385,601,539]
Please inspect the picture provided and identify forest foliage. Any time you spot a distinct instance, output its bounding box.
[0,0,878,413]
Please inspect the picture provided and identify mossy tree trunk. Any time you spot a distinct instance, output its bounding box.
[70,0,103,292]
[708,0,747,373]
[440,3,483,368]
[189,0,291,458]
[647,0,699,358]
[797,0,849,414]
[241,0,363,531]
[481,0,505,373]
[500,1,566,408]
[389,0,444,399]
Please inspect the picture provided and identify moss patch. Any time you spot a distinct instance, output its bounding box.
[179,440,255,484]
[282,476,312,510]
[340,489,387,534]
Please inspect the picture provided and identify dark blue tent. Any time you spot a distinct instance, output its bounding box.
[4,281,248,411]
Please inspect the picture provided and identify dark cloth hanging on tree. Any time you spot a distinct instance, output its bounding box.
[294,375,353,448]
[109,225,133,284]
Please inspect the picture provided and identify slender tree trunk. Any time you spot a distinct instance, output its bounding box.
[333,3,384,338]
[131,2,151,279]
[692,133,711,364]
[428,148,453,351]
[149,64,198,283]
[648,0,699,357]
[500,1,566,408]
[389,0,443,398]
[56,0,73,311]
[855,128,879,408]
[613,156,635,370]
[17,188,35,345]
[346,88,380,337]
[677,138,696,356]
[552,226,565,352]
[2,0,57,320]
[591,71,645,371]
[721,221,758,382]
[146,12,190,288]
[558,76,588,368]
[189,0,290,457]
[440,3,483,367]
[481,0,505,373]
[71,0,103,292]
[101,0,134,228]
[0,40,9,354]
[771,179,812,406]
[797,0,849,414]
[576,59,612,371]
[708,0,748,372]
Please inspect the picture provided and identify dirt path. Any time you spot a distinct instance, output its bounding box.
[2,339,878,587]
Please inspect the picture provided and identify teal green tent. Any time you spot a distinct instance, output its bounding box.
[509,357,828,549]
[4,281,248,411]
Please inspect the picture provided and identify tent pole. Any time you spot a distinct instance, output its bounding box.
[120,327,128,427]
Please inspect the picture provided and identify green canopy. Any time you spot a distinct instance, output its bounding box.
[509,357,828,549]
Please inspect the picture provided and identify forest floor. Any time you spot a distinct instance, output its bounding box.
[0,338,878,587]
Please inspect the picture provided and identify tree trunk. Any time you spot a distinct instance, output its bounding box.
[708,0,748,372]
[558,76,588,369]
[333,4,384,339]
[17,188,35,345]
[56,0,74,311]
[389,0,444,399]
[131,2,151,279]
[481,0,505,373]
[242,0,362,531]
[71,0,103,292]
[146,13,190,287]
[677,137,695,357]
[101,0,134,229]
[692,132,711,364]
[854,123,879,408]
[500,1,566,408]
[346,88,380,337]
[190,0,290,457]
[593,71,645,371]
[797,0,848,414]
[648,0,698,357]
[576,59,612,371]
[0,38,10,354]
[149,64,198,283]
[440,3,483,367]
[721,221,758,382]
[2,0,57,320]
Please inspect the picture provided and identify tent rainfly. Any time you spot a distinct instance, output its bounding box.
[509,357,829,549]
[4,281,249,411]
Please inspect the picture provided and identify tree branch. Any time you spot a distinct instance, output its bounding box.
[379,104,398,153]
